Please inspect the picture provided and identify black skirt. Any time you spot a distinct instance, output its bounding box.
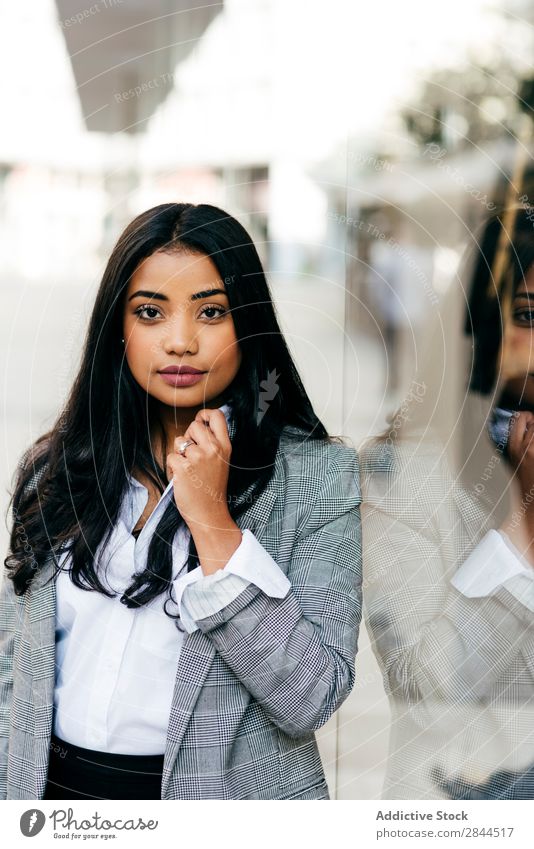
[43,732,165,800]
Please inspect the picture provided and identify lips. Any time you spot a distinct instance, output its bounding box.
[158,369,206,388]
[158,366,205,375]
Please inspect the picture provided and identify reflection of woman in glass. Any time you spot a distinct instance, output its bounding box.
[361,206,534,800]
[1,203,362,800]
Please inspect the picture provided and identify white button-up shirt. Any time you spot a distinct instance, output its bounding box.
[52,403,290,754]
[451,528,534,611]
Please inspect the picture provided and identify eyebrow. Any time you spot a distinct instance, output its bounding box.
[127,288,228,302]
[513,293,534,300]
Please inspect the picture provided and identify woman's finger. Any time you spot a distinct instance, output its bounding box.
[519,411,534,437]
[194,408,231,449]
[509,411,534,464]
[508,411,527,461]
[167,442,201,479]
[522,416,534,450]
[186,419,219,452]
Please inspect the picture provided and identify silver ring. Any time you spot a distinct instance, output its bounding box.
[178,439,195,456]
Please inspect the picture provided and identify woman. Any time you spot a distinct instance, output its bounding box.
[0,202,362,801]
[360,205,534,800]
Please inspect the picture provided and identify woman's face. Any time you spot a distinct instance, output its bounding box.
[122,249,241,410]
[497,265,534,406]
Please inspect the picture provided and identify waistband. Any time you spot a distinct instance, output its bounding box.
[50,733,165,774]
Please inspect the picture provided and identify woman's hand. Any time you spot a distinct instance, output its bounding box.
[501,410,534,565]
[166,408,242,574]
[166,408,232,530]
[507,411,534,493]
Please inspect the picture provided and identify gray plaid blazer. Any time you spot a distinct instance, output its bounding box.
[0,425,362,800]
[360,431,534,800]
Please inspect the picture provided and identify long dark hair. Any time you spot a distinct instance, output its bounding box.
[4,202,337,630]
[466,204,534,395]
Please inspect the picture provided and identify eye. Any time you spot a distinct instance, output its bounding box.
[513,308,534,324]
[199,304,227,320]
[133,305,162,321]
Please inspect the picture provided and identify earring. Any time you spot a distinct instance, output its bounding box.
[121,338,125,344]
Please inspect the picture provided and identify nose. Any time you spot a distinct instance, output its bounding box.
[162,311,199,356]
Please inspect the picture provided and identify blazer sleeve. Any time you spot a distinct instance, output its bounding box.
[189,447,362,739]
[0,449,45,798]
[171,528,291,633]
